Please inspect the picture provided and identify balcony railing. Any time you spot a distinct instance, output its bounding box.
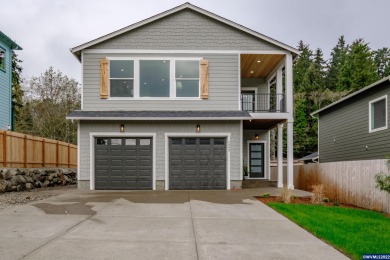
[241,93,285,112]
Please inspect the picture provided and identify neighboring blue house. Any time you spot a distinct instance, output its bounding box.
[0,31,22,130]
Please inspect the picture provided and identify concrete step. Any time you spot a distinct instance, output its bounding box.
[242,179,277,189]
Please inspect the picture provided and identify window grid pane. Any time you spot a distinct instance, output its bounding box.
[140,60,170,97]
[109,60,134,97]
[0,48,5,71]
[371,98,386,130]
[175,60,199,98]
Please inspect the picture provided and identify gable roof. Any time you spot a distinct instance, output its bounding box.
[70,2,299,60]
[311,76,390,116]
[0,31,22,50]
[298,152,318,162]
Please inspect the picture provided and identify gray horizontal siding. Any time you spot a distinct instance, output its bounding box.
[319,82,390,162]
[79,120,241,183]
[91,9,284,51]
[82,52,239,111]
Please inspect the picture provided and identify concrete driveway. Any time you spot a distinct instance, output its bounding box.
[0,188,348,260]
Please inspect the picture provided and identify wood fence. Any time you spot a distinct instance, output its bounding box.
[0,130,77,168]
[296,160,390,213]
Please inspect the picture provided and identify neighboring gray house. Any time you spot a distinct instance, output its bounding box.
[67,3,298,190]
[311,76,390,163]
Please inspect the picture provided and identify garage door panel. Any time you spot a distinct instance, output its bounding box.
[124,150,137,156]
[169,137,226,190]
[96,150,109,156]
[95,137,153,190]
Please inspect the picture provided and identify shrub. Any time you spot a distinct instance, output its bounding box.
[375,173,390,194]
[375,155,390,194]
[323,197,330,203]
[277,186,291,204]
[311,184,325,204]
[260,193,271,198]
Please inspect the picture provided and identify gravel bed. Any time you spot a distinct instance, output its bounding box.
[0,185,76,211]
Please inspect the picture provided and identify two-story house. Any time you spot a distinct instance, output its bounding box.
[67,3,298,190]
[0,31,22,130]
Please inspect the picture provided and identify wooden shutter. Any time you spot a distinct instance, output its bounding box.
[100,59,109,99]
[200,59,209,99]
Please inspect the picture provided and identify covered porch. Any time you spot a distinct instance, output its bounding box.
[240,52,294,189]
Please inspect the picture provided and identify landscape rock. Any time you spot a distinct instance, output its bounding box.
[0,168,76,193]
[25,183,33,191]
[1,170,12,180]
[25,176,33,183]
[17,175,27,184]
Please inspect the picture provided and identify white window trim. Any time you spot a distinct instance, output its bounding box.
[247,140,267,180]
[369,95,388,133]
[107,57,202,100]
[164,133,231,190]
[108,59,136,98]
[89,132,157,190]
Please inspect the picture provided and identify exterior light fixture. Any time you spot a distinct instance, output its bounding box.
[196,125,201,133]
[257,60,261,63]
[255,134,259,140]
[250,70,254,74]
[120,124,125,132]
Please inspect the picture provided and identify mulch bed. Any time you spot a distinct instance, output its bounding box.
[256,196,363,209]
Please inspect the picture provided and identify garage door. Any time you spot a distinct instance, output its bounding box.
[95,137,153,190]
[169,137,227,190]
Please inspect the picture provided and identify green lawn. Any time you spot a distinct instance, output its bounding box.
[268,203,390,260]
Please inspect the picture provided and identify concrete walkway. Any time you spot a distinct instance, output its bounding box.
[0,188,348,260]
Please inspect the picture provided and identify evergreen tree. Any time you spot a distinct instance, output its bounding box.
[374,47,390,78]
[11,51,24,130]
[293,41,313,93]
[327,36,348,90]
[338,39,378,91]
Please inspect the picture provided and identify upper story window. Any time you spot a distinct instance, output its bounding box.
[369,95,387,133]
[140,60,170,97]
[0,48,5,72]
[110,60,134,97]
[176,60,199,97]
[108,58,200,99]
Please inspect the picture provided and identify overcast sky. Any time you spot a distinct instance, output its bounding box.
[2,0,389,83]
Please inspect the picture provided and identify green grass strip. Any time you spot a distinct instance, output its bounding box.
[268,203,390,260]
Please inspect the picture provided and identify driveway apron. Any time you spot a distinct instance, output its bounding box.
[0,189,348,260]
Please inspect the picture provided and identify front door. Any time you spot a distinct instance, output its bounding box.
[249,142,265,178]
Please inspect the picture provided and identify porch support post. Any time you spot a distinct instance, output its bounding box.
[285,53,293,114]
[287,120,294,189]
[276,66,283,111]
[285,53,294,189]
[277,123,284,188]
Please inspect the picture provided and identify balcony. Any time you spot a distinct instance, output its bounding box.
[241,93,285,112]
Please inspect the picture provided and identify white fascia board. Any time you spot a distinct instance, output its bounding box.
[66,116,252,120]
[70,3,299,57]
[83,49,290,55]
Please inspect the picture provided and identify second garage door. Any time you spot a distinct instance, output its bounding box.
[169,137,227,190]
